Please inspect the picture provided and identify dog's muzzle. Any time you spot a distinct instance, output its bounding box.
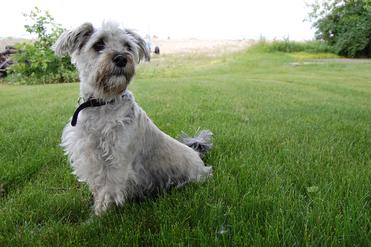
[112,53,127,68]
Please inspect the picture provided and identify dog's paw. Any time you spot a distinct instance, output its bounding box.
[93,189,126,215]
[93,192,112,216]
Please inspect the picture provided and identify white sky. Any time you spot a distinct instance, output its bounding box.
[1,0,316,40]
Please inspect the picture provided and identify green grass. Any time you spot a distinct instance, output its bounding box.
[1,47,370,246]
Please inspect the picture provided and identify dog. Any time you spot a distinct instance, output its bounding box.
[53,22,213,215]
[154,46,160,55]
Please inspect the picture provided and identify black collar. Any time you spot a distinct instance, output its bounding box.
[71,98,113,127]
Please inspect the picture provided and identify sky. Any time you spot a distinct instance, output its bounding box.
[1,0,316,40]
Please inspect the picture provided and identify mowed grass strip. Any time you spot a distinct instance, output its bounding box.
[0,47,370,246]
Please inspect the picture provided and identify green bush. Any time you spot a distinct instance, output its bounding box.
[7,42,77,84]
[6,7,77,84]
[308,0,371,58]
[254,39,335,54]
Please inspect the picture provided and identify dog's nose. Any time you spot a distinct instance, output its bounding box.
[112,54,127,67]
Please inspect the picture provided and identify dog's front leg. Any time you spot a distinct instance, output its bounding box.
[93,188,112,216]
[92,182,126,216]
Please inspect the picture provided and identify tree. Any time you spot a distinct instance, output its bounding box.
[308,0,371,57]
[8,7,77,84]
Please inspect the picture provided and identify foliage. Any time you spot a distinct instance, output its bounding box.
[253,38,335,54]
[23,7,64,49]
[308,0,371,57]
[6,7,77,84]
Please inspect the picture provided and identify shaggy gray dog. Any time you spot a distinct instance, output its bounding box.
[53,22,212,215]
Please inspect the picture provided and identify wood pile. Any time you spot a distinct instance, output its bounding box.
[0,46,16,78]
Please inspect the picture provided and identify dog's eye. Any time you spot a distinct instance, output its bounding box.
[93,40,105,52]
[125,43,133,52]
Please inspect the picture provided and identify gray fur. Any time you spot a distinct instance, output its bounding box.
[178,130,213,158]
[53,23,94,56]
[124,29,151,62]
[55,22,212,215]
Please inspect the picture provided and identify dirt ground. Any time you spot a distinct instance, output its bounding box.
[1,37,253,54]
[151,39,253,54]
[291,58,371,66]
[0,38,30,50]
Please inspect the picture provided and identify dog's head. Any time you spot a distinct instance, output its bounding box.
[53,22,150,99]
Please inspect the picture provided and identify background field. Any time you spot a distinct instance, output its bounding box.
[0,46,370,246]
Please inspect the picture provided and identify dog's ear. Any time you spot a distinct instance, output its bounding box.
[53,23,94,56]
[125,29,151,63]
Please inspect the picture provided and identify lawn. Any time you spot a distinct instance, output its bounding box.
[0,46,370,246]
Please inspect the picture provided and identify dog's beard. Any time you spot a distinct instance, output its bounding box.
[94,56,135,98]
[103,75,128,96]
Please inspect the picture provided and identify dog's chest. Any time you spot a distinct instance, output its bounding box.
[63,103,137,165]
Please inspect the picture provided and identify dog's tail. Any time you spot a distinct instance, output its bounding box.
[178,130,213,157]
